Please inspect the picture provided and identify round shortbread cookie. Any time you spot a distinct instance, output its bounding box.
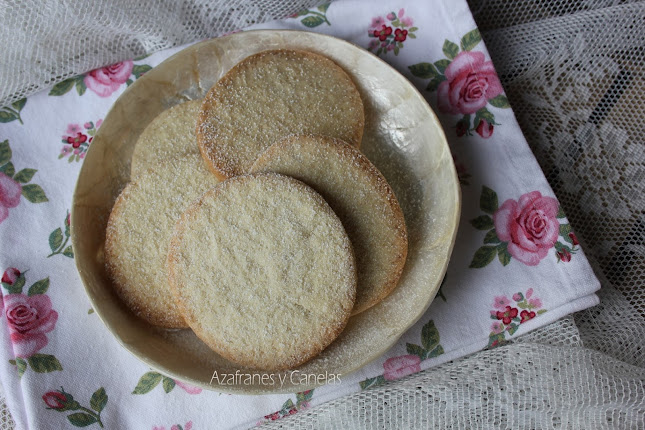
[197,49,365,179]
[167,173,357,370]
[250,135,408,315]
[105,158,221,328]
[130,99,203,178]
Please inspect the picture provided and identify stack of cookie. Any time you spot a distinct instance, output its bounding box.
[105,49,408,371]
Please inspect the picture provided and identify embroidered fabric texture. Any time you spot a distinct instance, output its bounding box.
[1,0,644,428]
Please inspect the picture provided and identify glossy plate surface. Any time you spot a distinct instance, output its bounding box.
[71,30,460,394]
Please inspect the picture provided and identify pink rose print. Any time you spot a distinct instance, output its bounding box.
[360,319,443,390]
[569,232,579,246]
[488,288,547,347]
[42,391,68,410]
[3,271,61,375]
[494,191,560,266]
[383,355,421,381]
[470,186,576,268]
[476,118,494,138]
[437,51,503,115]
[493,295,510,310]
[555,224,579,262]
[1,268,20,285]
[43,387,107,427]
[557,249,572,262]
[50,58,150,98]
[0,173,22,222]
[368,9,417,56]
[0,140,48,221]
[84,60,133,97]
[5,293,58,357]
[409,29,511,138]
[174,379,202,395]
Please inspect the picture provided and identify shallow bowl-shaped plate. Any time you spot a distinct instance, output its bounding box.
[71,30,460,394]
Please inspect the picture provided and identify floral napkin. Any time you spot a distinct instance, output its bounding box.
[0,0,600,428]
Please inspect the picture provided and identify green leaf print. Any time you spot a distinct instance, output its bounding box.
[3,272,25,294]
[488,94,511,108]
[442,40,459,60]
[28,353,63,373]
[425,75,446,92]
[408,62,439,79]
[302,15,326,27]
[28,277,50,296]
[0,110,19,123]
[470,215,494,230]
[359,375,386,390]
[14,358,27,377]
[49,228,64,253]
[484,229,501,244]
[0,140,11,166]
[67,412,98,427]
[479,186,499,214]
[434,59,451,74]
[421,320,440,351]
[132,372,163,394]
[406,342,427,360]
[0,161,15,177]
[43,386,106,428]
[497,242,512,266]
[460,28,482,51]
[469,246,497,268]
[90,388,108,413]
[13,168,37,183]
[49,78,77,96]
[21,184,49,203]
[162,377,176,393]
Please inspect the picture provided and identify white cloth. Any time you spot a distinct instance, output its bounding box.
[0,0,601,428]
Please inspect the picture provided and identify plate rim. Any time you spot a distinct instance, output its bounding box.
[71,29,461,394]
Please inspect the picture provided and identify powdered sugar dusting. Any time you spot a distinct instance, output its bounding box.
[168,173,356,370]
[130,99,203,178]
[105,157,220,327]
[251,135,408,315]
[197,50,364,178]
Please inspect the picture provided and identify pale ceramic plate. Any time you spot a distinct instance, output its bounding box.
[71,30,460,394]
